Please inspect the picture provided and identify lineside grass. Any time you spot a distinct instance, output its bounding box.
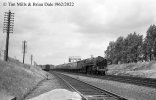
[108,61,156,78]
[0,60,48,100]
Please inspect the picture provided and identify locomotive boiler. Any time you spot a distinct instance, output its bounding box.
[77,56,107,75]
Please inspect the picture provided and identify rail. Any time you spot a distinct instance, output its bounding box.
[52,71,128,100]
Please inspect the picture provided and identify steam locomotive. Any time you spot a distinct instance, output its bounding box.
[54,56,108,75]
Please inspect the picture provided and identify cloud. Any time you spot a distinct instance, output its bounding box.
[0,0,156,64]
[68,0,156,36]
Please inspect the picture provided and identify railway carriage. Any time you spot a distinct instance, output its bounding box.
[43,64,50,71]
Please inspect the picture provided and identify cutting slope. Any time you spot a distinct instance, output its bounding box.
[0,60,48,100]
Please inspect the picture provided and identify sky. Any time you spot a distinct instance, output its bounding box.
[0,0,156,65]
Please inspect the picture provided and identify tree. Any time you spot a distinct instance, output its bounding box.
[114,36,124,64]
[105,32,143,64]
[126,32,143,62]
[143,24,156,61]
[105,41,115,63]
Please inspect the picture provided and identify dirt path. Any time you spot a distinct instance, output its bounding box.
[24,72,71,99]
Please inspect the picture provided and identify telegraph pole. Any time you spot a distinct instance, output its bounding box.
[22,41,27,64]
[3,10,14,61]
[31,54,33,65]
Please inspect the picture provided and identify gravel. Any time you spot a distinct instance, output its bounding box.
[62,72,156,100]
[25,72,72,99]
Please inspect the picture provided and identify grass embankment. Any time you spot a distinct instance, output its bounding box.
[108,61,156,78]
[0,60,48,100]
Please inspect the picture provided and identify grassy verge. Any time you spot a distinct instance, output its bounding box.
[107,61,156,78]
[0,60,48,100]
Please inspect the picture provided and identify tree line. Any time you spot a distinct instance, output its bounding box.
[105,24,156,64]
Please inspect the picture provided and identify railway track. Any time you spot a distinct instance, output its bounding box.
[53,72,127,100]
[101,75,156,88]
[56,71,156,88]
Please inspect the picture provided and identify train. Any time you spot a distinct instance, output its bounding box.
[40,64,54,71]
[53,56,108,75]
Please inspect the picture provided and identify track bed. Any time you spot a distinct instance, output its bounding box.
[53,71,127,100]
[55,71,156,88]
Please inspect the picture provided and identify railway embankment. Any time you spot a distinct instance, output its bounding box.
[108,60,156,78]
[0,60,48,100]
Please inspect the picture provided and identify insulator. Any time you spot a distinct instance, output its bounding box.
[9,25,13,27]
[3,27,7,29]
[10,23,14,25]
[3,24,8,26]
[9,27,13,29]
[3,25,8,27]
[9,28,13,30]
[3,24,8,27]
[4,16,8,18]
[3,26,8,28]
[3,22,8,23]
[3,25,7,27]
[4,14,9,16]
[10,21,14,23]
[4,18,8,20]
[4,20,8,23]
